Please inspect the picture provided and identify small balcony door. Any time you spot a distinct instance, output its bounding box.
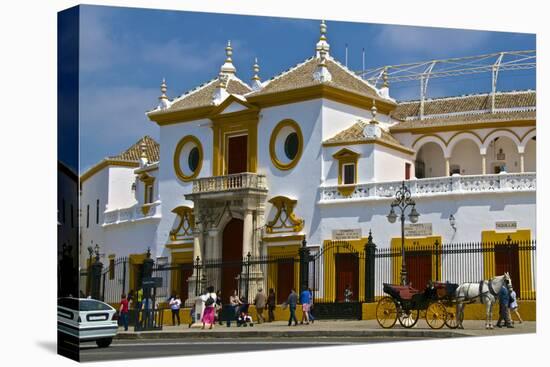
[227,135,248,174]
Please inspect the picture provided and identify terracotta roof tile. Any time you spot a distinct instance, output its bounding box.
[325,120,409,150]
[108,135,160,163]
[167,77,252,112]
[392,91,535,120]
[247,56,392,103]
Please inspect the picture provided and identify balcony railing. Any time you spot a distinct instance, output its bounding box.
[319,172,536,203]
[192,172,268,194]
[103,201,161,225]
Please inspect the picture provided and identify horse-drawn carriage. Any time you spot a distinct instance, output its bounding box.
[376,282,459,329]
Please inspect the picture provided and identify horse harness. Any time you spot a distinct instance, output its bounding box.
[478,280,499,303]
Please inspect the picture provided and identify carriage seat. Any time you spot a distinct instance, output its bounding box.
[383,283,421,300]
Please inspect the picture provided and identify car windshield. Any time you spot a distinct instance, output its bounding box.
[58,298,112,311]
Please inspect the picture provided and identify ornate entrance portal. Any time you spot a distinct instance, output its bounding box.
[221,218,244,302]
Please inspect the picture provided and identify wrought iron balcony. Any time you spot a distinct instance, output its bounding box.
[191,172,268,194]
[319,172,536,204]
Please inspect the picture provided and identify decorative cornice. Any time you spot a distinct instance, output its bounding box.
[323,138,415,156]
[80,159,139,185]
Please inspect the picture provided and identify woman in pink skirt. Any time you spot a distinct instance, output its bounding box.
[201,286,217,329]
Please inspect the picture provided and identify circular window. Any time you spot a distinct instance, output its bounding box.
[188,147,200,172]
[284,133,299,160]
[269,119,303,170]
[173,136,203,181]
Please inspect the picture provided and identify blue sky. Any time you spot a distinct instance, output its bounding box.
[78,5,535,172]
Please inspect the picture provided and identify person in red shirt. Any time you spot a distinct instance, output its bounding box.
[119,293,130,331]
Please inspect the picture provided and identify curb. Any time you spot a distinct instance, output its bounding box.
[115,329,469,340]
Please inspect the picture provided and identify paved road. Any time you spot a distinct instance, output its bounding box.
[76,337,423,362]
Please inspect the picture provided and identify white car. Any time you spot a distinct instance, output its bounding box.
[58,297,118,348]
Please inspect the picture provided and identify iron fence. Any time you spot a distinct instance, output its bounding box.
[90,237,536,309]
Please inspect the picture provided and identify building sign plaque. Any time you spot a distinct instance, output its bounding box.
[404,223,432,237]
[332,228,362,240]
[495,221,517,231]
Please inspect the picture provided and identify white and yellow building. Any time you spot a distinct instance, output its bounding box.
[80,21,536,303]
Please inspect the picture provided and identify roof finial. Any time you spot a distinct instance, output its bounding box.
[313,48,332,83]
[370,100,378,124]
[363,100,382,139]
[158,78,171,110]
[139,139,148,167]
[251,57,262,91]
[220,40,236,76]
[315,20,330,57]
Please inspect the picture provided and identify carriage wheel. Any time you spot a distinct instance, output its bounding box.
[444,305,459,329]
[398,308,419,328]
[426,302,447,329]
[376,297,398,328]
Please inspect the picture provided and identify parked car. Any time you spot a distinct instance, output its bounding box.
[58,297,118,348]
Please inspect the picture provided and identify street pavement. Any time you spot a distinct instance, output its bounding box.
[70,320,535,362]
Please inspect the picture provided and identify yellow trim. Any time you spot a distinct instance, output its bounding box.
[269,119,304,171]
[129,253,148,291]
[390,236,442,285]
[80,160,139,185]
[266,196,304,233]
[266,244,300,299]
[169,206,195,241]
[321,239,366,303]
[323,139,415,156]
[108,254,116,259]
[211,109,259,175]
[165,243,194,249]
[173,135,203,182]
[520,128,536,143]
[169,251,194,297]
[141,203,153,215]
[262,234,305,243]
[481,229,534,300]
[390,119,535,134]
[332,148,360,196]
[247,84,396,115]
[148,85,396,127]
[412,134,448,150]
[446,130,483,149]
[480,128,523,144]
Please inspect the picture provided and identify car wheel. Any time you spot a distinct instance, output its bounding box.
[96,337,112,348]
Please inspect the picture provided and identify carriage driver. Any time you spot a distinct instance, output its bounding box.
[496,283,513,328]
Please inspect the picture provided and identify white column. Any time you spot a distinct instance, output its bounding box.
[242,209,253,258]
[520,153,525,173]
[481,154,487,175]
[445,158,451,177]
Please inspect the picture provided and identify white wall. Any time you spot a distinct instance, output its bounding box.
[258,99,324,245]
[318,191,536,248]
[156,119,213,258]
[449,139,482,175]
[103,219,160,259]
[374,145,413,182]
[107,166,139,210]
[416,142,446,178]
[80,167,108,264]
[524,139,536,172]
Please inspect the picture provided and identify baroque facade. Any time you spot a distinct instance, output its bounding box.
[80,21,536,303]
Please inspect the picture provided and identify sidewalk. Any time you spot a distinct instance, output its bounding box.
[116,320,535,340]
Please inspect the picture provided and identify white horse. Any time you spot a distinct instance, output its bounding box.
[455,273,512,329]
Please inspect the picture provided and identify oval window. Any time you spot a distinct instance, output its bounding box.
[188,147,200,173]
[284,132,299,160]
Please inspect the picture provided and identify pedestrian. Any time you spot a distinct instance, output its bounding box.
[127,289,135,306]
[169,294,182,326]
[496,285,513,328]
[119,293,129,331]
[201,286,217,329]
[508,287,523,324]
[344,284,353,302]
[307,288,315,324]
[227,289,242,327]
[253,288,266,324]
[215,290,223,325]
[284,288,298,326]
[267,288,276,322]
[188,303,196,328]
[300,288,310,325]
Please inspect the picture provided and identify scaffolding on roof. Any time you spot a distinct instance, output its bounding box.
[357,50,536,119]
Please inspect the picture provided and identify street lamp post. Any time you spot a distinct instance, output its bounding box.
[387,181,420,286]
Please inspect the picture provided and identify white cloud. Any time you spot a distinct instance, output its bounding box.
[375,25,492,57]
[79,85,160,169]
